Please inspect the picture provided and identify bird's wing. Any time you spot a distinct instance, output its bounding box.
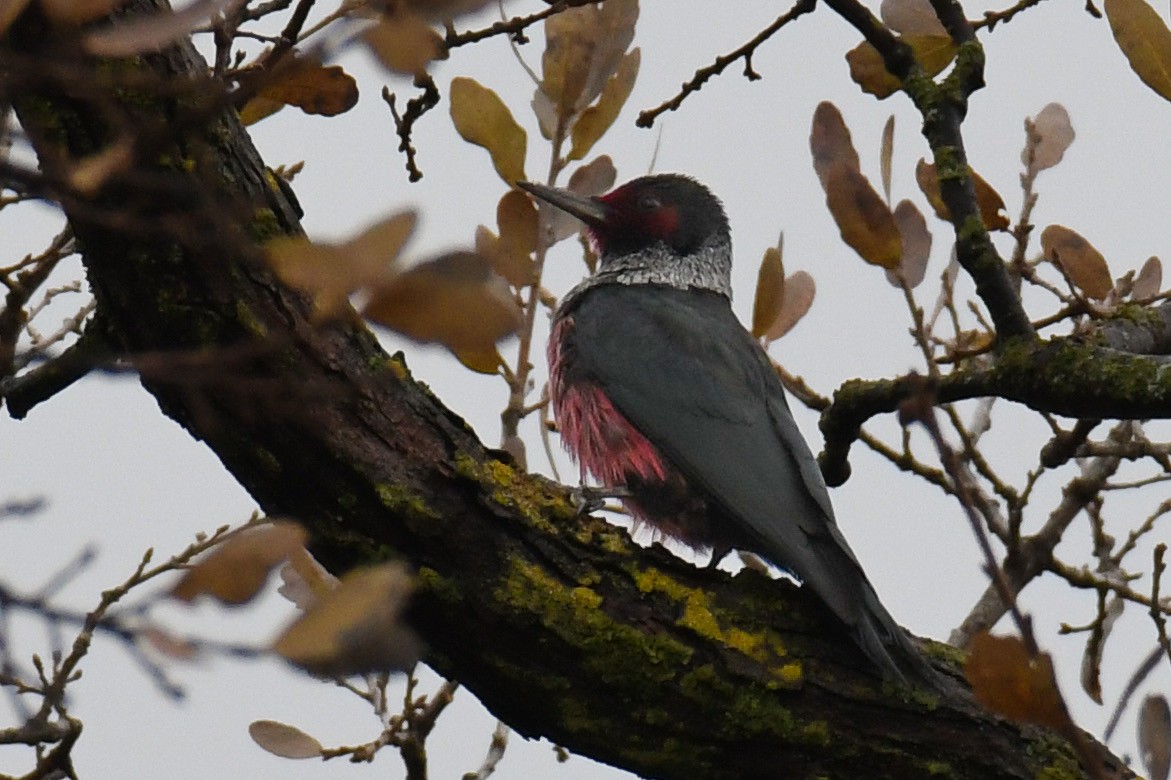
[568,284,869,620]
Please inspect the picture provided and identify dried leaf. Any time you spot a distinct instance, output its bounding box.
[752,244,785,339]
[810,101,860,185]
[364,13,444,76]
[965,632,1067,729]
[1041,224,1113,300]
[278,547,340,612]
[251,61,359,118]
[846,34,956,99]
[238,96,285,126]
[915,159,1009,231]
[822,161,902,270]
[881,0,947,35]
[880,114,895,204]
[249,720,324,760]
[768,270,816,342]
[1140,695,1171,780]
[569,48,640,161]
[450,77,527,185]
[82,0,222,56]
[531,88,558,141]
[272,563,422,676]
[496,189,538,286]
[542,155,618,245]
[140,627,199,661]
[453,346,504,375]
[1133,255,1163,300]
[886,199,932,288]
[363,251,523,357]
[268,212,417,320]
[1105,0,1171,103]
[541,0,638,117]
[1026,103,1075,175]
[172,521,308,605]
[1080,596,1124,704]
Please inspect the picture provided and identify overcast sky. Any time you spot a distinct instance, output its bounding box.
[4,0,1171,777]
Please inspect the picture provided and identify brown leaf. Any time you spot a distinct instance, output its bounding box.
[450,77,527,185]
[41,0,130,25]
[364,13,444,77]
[67,138,135,196]
[1133,255,1163,300]
[1105,0,1171,103]
[569,48,640,161]
[768,270,816,342]
[965,632,1067,729]
[540,155,617,245]
[253,60,359,118]
[249,720,324,760]
[810,101,861,185]
[752,244,785,339]
[846,34,956,99]
[268,212,417,320]
[401,0,494,20]
[915,160,1009,231]
[0,0,32,36]
[496,189,538,286]
[880,114,895,204]
[272,563,422,676]
[886,199,932,288]
[363,251,523,357]
[140,627,199,661]
[1140,694,1171,780]
[822,161,902,270]
[880,0,947,35]
[1025,103,1075,175]
[172,521,308,606]
[1040,224,1113,300]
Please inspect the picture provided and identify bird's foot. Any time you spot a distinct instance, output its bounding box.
[571,485,630,515]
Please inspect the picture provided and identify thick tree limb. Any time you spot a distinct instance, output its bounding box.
[2,3,1133,779]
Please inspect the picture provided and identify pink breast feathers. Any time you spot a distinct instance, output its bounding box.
[548,317,668,488]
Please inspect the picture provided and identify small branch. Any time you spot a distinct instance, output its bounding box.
[973,0,1054,31]
[445,0,595,49]
[381,75,440,183]
[635,0,816,128]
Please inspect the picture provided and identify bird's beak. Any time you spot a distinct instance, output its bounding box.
[517,182,608,228]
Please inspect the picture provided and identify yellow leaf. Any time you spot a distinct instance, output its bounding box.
[1105,0,1171,103]
[450,77,527,185]
[768,270,816,342]
[810,101,860,185]
[823,162,902,270]
[454,346,504,375]
[496,189,538,286]
[363,251,523,356]
[1041,224,1113,300]
[272,563,421,676]
[171,521,307,606]
[239,95,285,126]
[364,13,444,77]
[880,0,947,35]
[541,0,638,119]
[885,199,932,288]
[569,48,641,161]
[915,160,1009,231]
[752,244,785,339]
[846,34,956,99]
[965,632,1068,730]
[249,721,324,760]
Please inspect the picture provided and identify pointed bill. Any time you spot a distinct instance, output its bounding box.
[517,181,608,228]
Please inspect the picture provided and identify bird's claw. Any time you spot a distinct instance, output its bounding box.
[570,485,629,515]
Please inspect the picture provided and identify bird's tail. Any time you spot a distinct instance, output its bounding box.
[851,581,943,689]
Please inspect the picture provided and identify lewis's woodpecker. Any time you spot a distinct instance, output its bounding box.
[519,174,931,683]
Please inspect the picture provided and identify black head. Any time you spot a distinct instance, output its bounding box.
[519,174,730,259]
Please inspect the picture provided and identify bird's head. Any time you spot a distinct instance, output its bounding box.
[519,174,733,298]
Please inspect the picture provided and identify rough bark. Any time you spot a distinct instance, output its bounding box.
[2,4,1132,779]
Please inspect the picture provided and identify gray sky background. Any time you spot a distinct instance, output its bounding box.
[4,0,1171,777]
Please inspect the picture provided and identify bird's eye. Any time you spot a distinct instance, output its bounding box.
[638,194,661,211]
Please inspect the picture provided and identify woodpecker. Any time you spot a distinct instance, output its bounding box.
[519,174,932,684]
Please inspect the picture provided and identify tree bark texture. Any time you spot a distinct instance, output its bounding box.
[3,4,1131,778]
